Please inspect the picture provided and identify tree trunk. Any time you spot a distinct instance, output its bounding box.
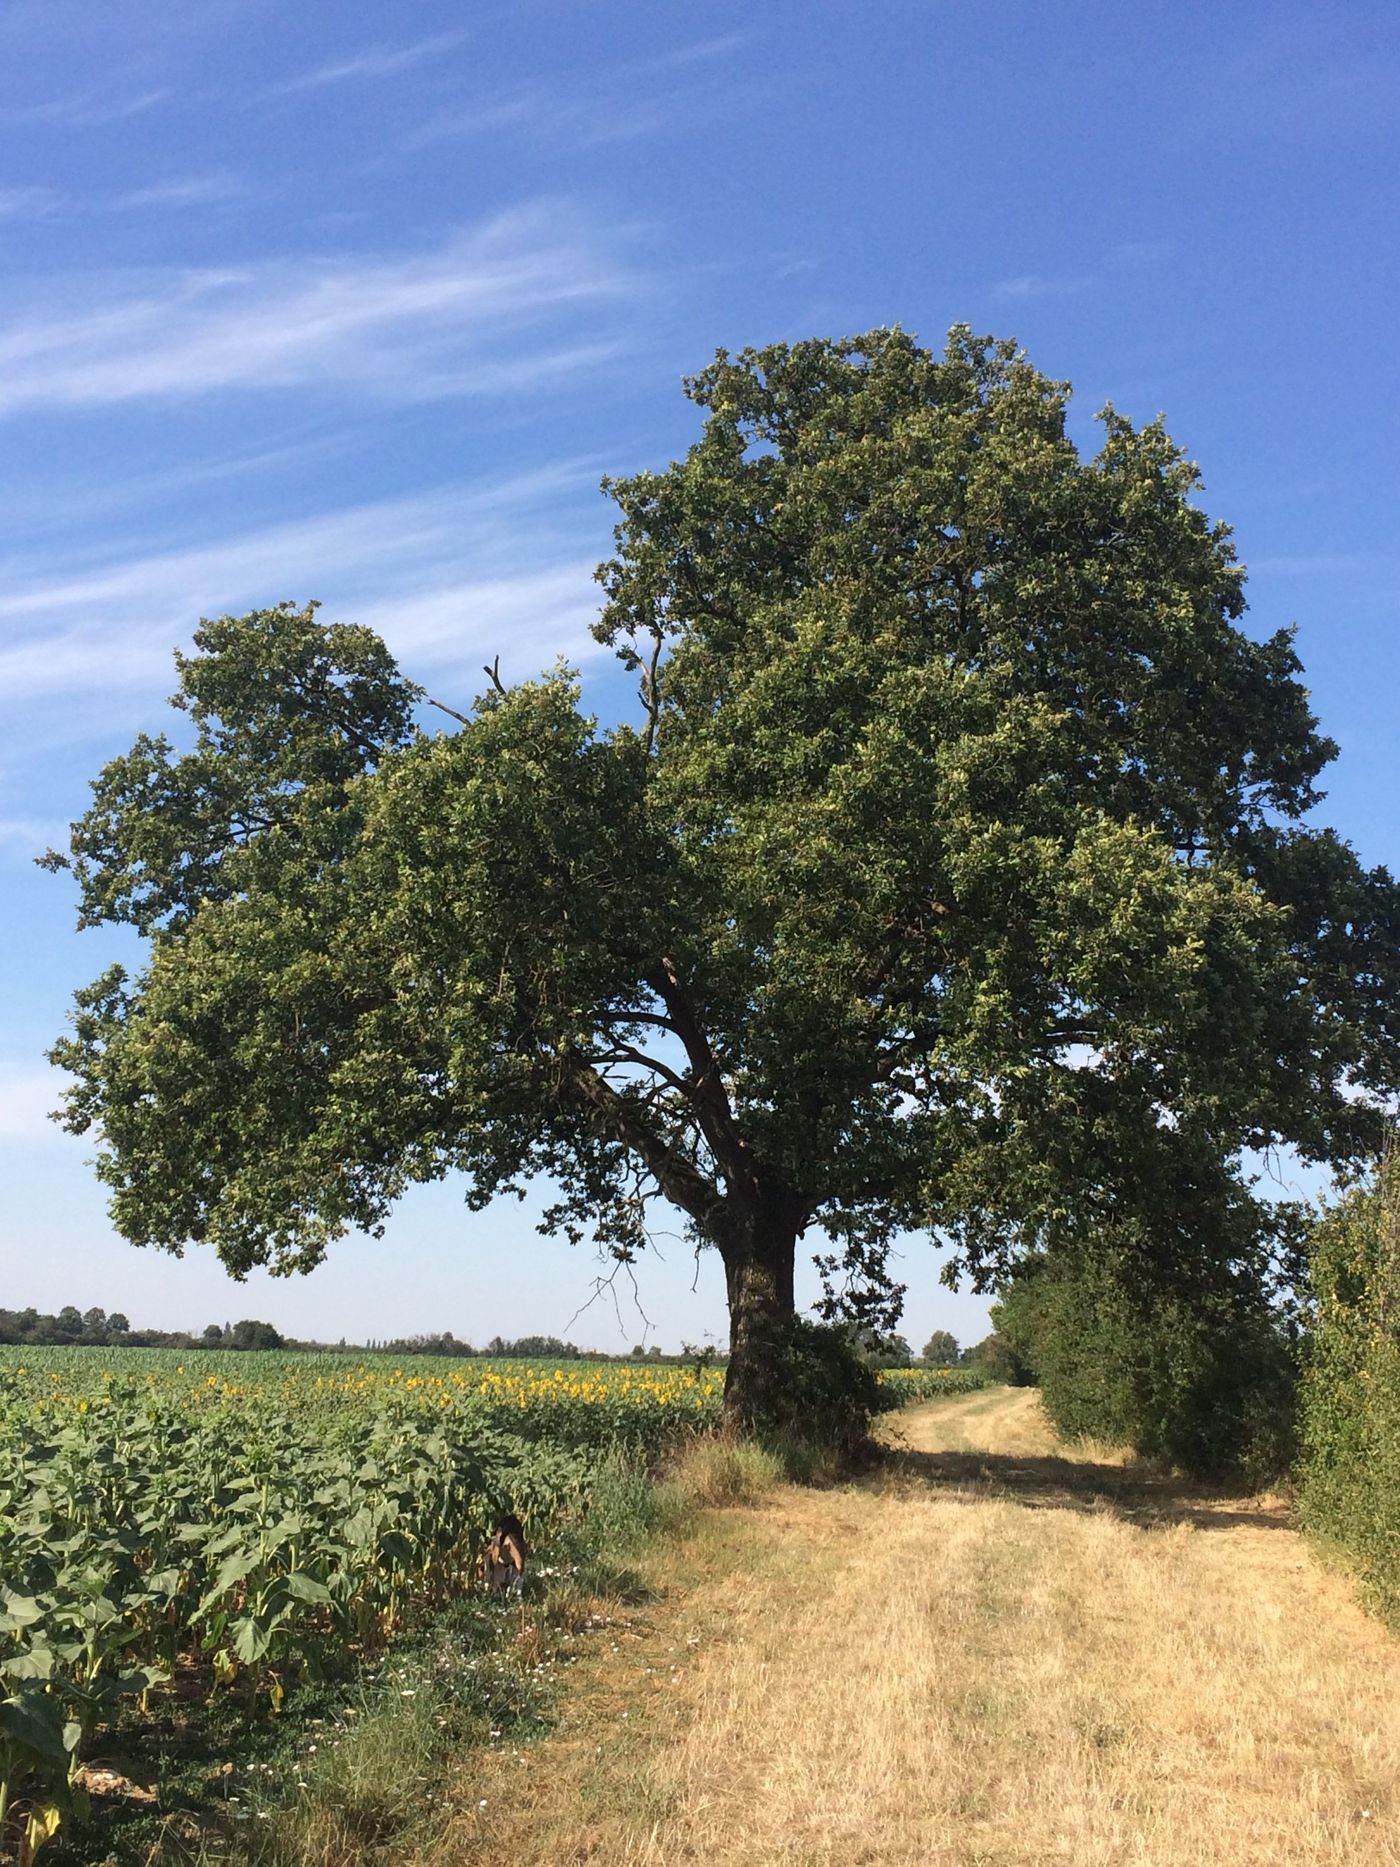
[719,1203,799,1432]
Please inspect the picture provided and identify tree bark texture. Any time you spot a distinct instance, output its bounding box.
[718,1204,800,1431]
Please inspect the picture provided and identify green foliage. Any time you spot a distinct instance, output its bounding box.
[960,1331,1035,1386]
[46,331,1400,1424]
[921,1329,959,1367]
[994,1253,1297,1481]
[1299,1155,1400,1624]
[745,1318,891,1458]
[657,1437,784,1513]
[0,1307,288,1353]
[848,1327,915,1369]
[223,1613,553,1867]
[0,1347,727,1854]
[571,1444,669,1561]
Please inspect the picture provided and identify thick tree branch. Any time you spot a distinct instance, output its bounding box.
[565,1049,724,1230]
[595,1009,680,1034]
[645,956,753,1190]
[591,1043,693,1096]
[642,627,663,757]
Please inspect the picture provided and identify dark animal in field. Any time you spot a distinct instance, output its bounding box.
[477,1512,529,1596]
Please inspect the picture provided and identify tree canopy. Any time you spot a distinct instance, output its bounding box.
[922,1331,959,1367]
[46,326,1400,1427]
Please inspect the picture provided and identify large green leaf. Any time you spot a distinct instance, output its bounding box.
[284,1571,332,1605]
[1,1645,55,1682]
[0,1690,68,1762]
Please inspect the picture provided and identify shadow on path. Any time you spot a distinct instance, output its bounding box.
[880,1445,1293,1536]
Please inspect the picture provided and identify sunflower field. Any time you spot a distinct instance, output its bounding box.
[0,1348,978,1858]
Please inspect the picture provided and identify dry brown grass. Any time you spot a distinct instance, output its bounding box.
[656,1433,785,1513]
[421,1388,1400,1866]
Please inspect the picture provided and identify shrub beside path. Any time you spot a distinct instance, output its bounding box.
[422,1388,1400,1866]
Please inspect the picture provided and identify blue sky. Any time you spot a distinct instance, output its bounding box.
[2,0,1396,1352]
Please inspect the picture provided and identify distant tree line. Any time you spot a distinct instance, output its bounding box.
[0,1308,1012,1371]
[0,1306,1030,1380]
[361,1331,586,1359]
[0,1312,703,1359]
[0,1306,284,1350]
[840,1326,1022,1375]
[198,1319,285,1351]
[369,1332,683,1361]
[0,1313,616,1356]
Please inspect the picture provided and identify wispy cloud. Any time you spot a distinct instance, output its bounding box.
[422,87,705,153]
[112,174,242,211]
[0,185,62,218]
[0,176,242,220]
[2,435,340,536]
[0,817,66,854]
[0,469,611,712]
[642,32,752,74]
[992,272,1094,302]
[275,32,465,95]
[1246,552,1390,578]
[416,33,756,152]
[0,204,636,414]
[0,87,166,129]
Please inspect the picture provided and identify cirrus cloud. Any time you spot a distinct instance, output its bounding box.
[0,203,639,414]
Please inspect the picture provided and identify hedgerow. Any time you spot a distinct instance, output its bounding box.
[1299,1151,1400,1624]
[993,1253,1296,1483]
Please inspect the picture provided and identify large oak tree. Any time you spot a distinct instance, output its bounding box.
[46,329,1400,1425]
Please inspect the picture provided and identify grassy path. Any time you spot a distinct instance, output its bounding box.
[422,1389,1400,1866]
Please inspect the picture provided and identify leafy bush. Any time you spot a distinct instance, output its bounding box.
[994,1254,1296,1482]
[960,1330,1035,1386]
[1299,1155,1400,1624]
[749,1318,890,1460]
[847,1328,916,1369]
